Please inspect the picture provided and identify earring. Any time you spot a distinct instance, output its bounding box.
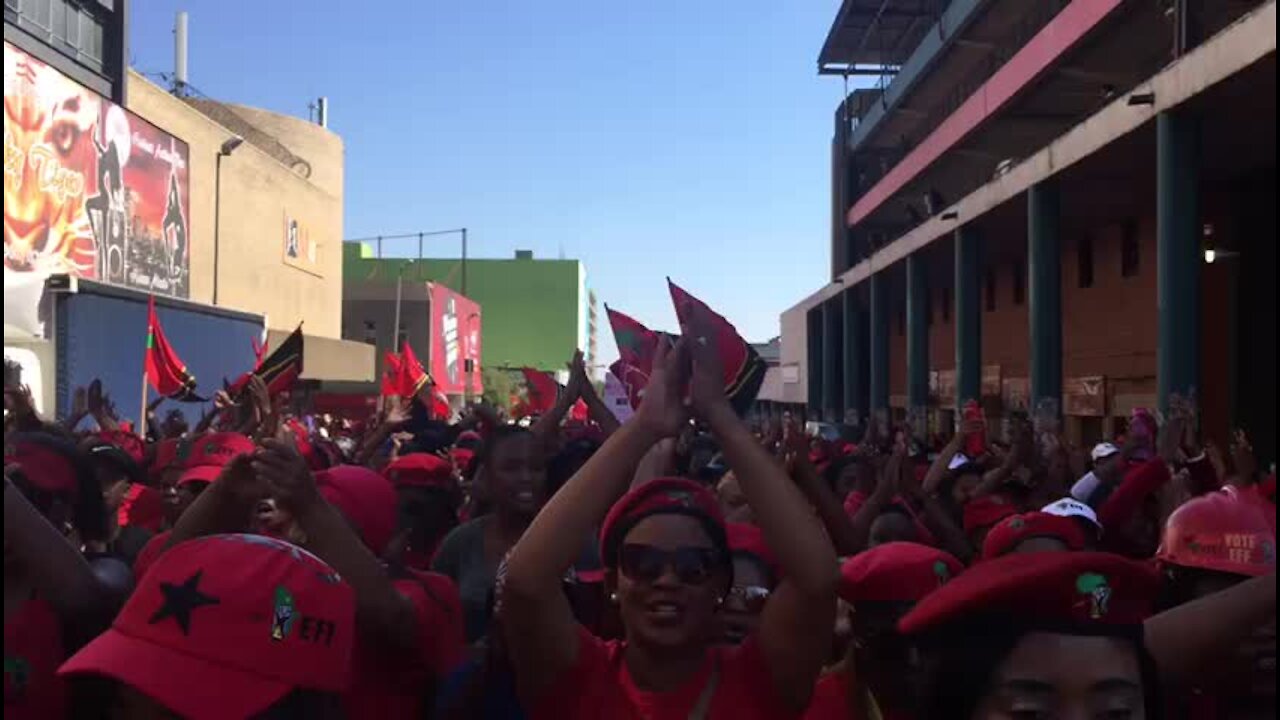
[609,592,618,604]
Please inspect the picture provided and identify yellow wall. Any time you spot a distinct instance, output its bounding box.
[124,71,343,339]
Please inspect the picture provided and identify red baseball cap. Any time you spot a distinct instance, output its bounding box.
[316,465,398,555]
[4,435,81,499]
[60,534,355,720]
[94,429,146,464]
[726,522,778,581]
[384,453,455,490]
[599,477,727,568]
[839,542,963,604]
[898,552,1160,636]
[151,437,182,481]
[1157,489,1276,577]
[963,494,1018,533]
[176,433,256,487]
[982,511,1090,560]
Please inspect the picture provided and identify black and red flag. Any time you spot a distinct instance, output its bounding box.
[144,296,205,402]
[231,324,304,397]
[606,306,673,410]
[519,367,560,415]
[397,342,431,398]
[667,279,766,417]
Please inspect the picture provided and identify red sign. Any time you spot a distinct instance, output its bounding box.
[428,283,482,396]
[4,42,191,297]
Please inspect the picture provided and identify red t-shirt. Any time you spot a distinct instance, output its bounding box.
[804,671,854,719]
[341,572,466,719]
[531,626,796,720]
[3,597,67,720]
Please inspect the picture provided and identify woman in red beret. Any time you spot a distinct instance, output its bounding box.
[501,311,838,719]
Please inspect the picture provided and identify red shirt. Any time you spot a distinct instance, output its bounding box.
[804,671,855,719]
[531,626,796,720]
[3,597,67,720]
[341,572,466,719]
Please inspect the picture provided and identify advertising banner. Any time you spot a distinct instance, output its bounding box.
[4,42,191,298]
[427,282,482,396]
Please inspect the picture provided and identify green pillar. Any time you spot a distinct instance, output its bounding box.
[842,289,868,428]
[906,253,930,424]
[806,308,823,418]
[869,271,890,413]
[955,225,983,408]
[822,299,844,422]
[1028,180,1062,415]
[1157,111,1200,413]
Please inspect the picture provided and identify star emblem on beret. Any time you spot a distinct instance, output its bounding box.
[148,570,220,635]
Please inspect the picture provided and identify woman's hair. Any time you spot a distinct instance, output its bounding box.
[546,437,601,497]
[8,432,108,544]
[474,425,534,472]
[917,619,1164,720]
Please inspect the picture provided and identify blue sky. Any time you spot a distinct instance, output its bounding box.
[128,1,850,368]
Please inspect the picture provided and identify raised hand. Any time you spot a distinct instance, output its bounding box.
[683,307,728,418]
[565,349,588,400]
[634,336,690,438]
[252,435,321,515]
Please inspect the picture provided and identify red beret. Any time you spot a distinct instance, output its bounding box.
[384,453,455,490]
[176,433,256,487]
[963,493,1018,532]
[899,552,1160,636]
[449,447,475,474]
[982,511,1089,560]
[317,466,398,555]
[5,439,79,499]
[725,523,778,580]
[839,542,962,604]
[599,478,726,568]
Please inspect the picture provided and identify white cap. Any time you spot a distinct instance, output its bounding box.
[1042,497,1102,531]
[1091,442,1120,463]
[947,453,973,471]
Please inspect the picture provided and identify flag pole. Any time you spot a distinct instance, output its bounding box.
[139,372,150,438]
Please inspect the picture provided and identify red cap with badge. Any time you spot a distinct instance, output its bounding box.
[174,433,256,487]
[59,534,355,720]
[898,551,1160,636]
[839,542,963,604]
[982,511,1089,560]
[963,493,1018,533]
[599,477,727,568]
[384,453,455,490]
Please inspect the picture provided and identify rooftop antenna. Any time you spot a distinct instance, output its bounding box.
[173,11,189,97]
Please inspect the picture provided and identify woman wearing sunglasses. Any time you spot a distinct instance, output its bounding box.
[719,522,779,645]
[501,311,839,719]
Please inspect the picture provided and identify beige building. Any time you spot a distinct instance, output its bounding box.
[125,72,372,382]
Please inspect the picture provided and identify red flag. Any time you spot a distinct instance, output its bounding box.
[144,297,203,401]
[430,389,451,419]
[519,368,560,415]
[398,342,431,398]
[667,279,766,417]
[606,306,674,410]
[381,352,403,397]
[570,398,589,422]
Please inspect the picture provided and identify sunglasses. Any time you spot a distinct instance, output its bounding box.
[618,543,724,585]
[723,585,771,614]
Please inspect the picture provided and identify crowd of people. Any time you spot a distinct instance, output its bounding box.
[3,304,1275,719]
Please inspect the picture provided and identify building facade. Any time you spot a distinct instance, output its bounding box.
[343,243,598,382]
[784,0,1275,460]
[4,3,372,419]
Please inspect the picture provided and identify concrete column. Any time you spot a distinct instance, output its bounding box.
[822,299,844,422]
[869,271,890,413]
[1157,111,1200,413]
[955,225,983,408]
[906,253,930,426]
[1028,180,1063,415]
[806,308,823,418]
[842,289,868,428]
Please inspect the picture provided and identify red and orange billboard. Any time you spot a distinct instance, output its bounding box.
[4,42,191,298]
[428,282,482,396]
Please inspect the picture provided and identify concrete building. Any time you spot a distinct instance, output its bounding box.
[784,0,1275,460]
[343,243,598,383]
[4,4,372,420]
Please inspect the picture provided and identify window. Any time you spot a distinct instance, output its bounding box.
[1078,233,1095,288]
[941,288,951,323]
[1012,262,1025,305]
[15,0,106,72]
[362,321,376,345]
[1120,220,1140,278]
[984,269,997,312]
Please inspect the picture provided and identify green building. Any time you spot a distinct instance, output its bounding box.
[342,243,598,377]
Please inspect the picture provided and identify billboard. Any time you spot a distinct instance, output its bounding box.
[4,42,191,298]
[428,282,481,396]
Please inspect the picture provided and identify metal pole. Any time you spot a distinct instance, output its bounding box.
[138,371,150,438]
[417,232,423,259]
[461,228,468,295]
[213,153,222,304]
[392,263,404,352]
